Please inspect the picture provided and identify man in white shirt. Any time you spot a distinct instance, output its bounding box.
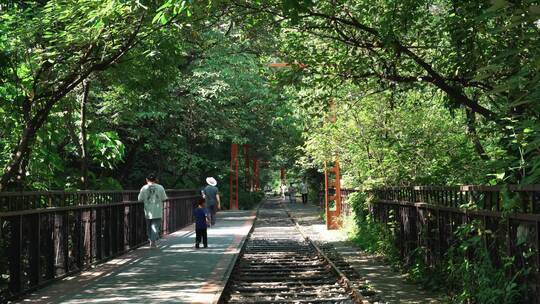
[138,173,167,248]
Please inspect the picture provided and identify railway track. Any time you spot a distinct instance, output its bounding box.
[220,199,371,304]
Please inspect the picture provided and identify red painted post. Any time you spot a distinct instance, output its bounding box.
[324,158,343,229]
[323,98,342,230]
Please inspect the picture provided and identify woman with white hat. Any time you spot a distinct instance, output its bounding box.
[202,177,221,226]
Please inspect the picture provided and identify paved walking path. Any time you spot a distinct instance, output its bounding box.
[285,201,447,304]
[18,210,256,304]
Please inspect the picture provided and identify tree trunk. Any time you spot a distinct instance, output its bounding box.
[79,80,90,189]
[0,16,145,192]
[309,11,496,120]
[466,109,489,161]
[0,122,38,191]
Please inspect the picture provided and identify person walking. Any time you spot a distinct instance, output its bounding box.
[280,183,287,200]
[193,199,209,248]
[289,182,296,203]
[300,181,308,204]
[202,177,221,226]
[138,173,167,248]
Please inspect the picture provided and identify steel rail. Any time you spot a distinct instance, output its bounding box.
[283,203,370,304]
[221,199,370,303]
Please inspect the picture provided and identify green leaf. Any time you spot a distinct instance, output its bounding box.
[152,11,164,24]
[159,14,168,25]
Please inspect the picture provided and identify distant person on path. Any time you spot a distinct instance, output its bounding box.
[281,183,287,200]
[193,199,209,248]
[289,182,296,203]
[138,173,167,248]
[202,177,221,226]
[300,181,308,204]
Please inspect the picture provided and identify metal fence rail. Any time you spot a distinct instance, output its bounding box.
[320,185,540,215]
[369,186,540,303]
[319,185,540,301]
[0,189,196,212]
[371,199,540,302]
[0,190,199,301]
[371,185,540,213]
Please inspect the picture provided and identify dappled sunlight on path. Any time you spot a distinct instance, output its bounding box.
[18,210,255,304]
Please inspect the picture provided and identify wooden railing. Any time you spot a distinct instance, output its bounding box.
[318,185,540,301]
[0,189,199,301]
[0,189,196,212]
[371,185,540,213]
[370,186,540,302]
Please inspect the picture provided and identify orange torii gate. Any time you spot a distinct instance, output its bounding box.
[324,100,342,230]
[324,157,342,230]
[230,143,267,208]
[268,62,307,69]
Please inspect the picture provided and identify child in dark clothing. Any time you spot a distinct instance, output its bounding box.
[193,199,209,248]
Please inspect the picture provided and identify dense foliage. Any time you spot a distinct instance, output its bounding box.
[3,1,538,191]
[0,1,299,192]
[1,1,539,301]
[232,0,540,187]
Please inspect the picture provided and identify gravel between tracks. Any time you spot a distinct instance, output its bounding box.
[220,199,365,304]
[285,200,447,304]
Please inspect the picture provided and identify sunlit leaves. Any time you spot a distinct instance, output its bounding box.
[153,0,194,25]
[246,0,540,184]
[89,131,125,169]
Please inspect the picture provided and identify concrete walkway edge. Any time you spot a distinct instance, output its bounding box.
[194,209,256,304]
[18,209,258,304]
